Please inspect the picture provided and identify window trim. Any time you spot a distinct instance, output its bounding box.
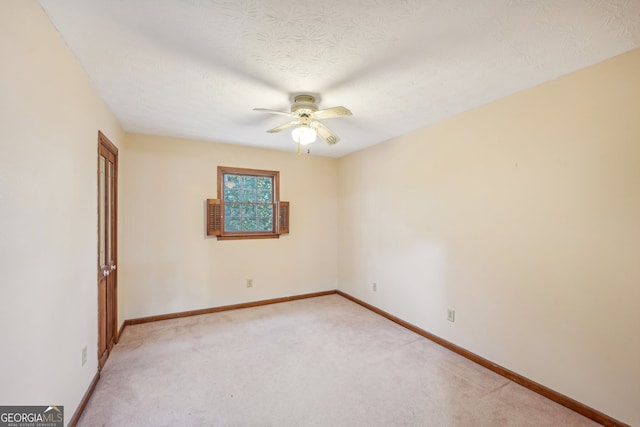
[216,166,281,240]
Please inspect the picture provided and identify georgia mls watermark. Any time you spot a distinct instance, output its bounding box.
[0,406,63,427]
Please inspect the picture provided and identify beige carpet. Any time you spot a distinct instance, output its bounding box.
[78,295,599,426]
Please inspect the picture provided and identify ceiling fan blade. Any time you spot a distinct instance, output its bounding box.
[312,106,352,120]
[311,120,340,145]
[254,108,296,118]
[267,120,299,133]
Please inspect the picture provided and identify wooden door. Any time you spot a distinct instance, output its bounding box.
[98,132,118,370]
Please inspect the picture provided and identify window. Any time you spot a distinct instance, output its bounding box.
[207,166,289,240]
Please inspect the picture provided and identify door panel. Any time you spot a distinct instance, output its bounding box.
[98,132,118,370]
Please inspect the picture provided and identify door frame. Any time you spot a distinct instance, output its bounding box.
[97,131,118,370]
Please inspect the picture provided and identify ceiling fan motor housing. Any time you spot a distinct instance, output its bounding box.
[291,94,318,116]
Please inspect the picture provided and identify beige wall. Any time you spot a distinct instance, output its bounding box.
[120,134,338,320]
[0,0,124,420]
[338,48,640,425]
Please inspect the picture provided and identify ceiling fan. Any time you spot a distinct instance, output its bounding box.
[254,94,352,147]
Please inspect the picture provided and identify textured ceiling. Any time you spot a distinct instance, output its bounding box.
[39,0,640,157]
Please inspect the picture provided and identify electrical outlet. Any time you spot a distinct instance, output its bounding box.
[81,346,87,366]
[372,282,377,292]
[246,279,253,288]
[447,309,455,322]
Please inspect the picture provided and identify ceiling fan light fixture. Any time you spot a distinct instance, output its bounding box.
[291,125,317,145]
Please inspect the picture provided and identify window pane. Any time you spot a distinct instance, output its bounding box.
[225,203,241,218]
[226,218,241,232]
[241,217,257,230]
[242,175,257,189]
[241,190,256,203]
[106,161,113,264]
[224,188,241,202]
[240,203,257,217]
[256,189,272,203]
[224,174,241,189]
[256,204,272,217]
[256,217,273,231]
[98,156,106,267]
[256,177,272,190]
